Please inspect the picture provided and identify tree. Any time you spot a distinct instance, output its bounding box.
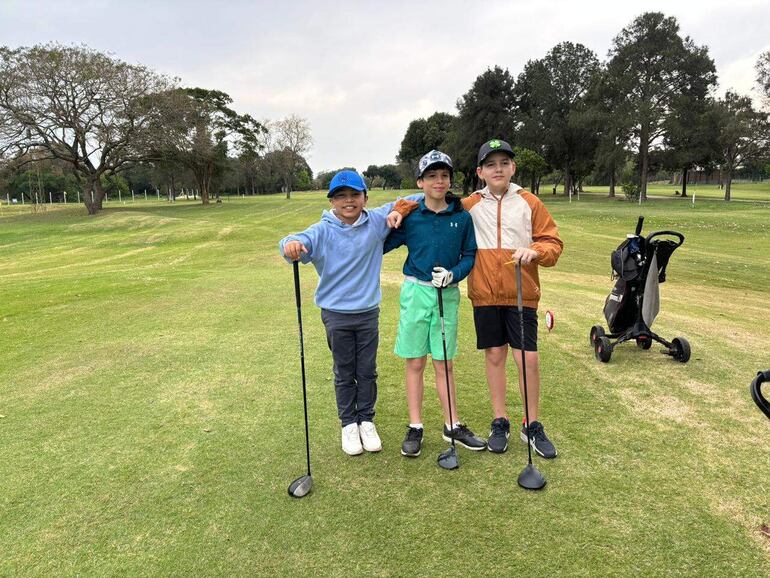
[512,147,548,193]
[0,43,176,214]
[661,92,717,197]
[446,66,517,193]
[315,167,357,191]
[397,112,455,164]
[606,12,716,199]
[270,115,312,199]
[364,164,401,189]
[157,88,265,204]
[514,42,602,196]
[714,91,770,201]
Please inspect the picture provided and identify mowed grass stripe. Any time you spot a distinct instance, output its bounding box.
[1,190,768,575]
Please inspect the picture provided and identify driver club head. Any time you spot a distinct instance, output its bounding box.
[517,463,546,491]
[288,474,313,498]
[437,446,459,470]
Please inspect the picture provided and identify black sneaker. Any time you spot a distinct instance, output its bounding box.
[401,426,424,457]
[521,421,557,459]
[487,417,510,453]
[442,423,487,451]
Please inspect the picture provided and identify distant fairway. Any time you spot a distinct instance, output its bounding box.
[1,191,769,576]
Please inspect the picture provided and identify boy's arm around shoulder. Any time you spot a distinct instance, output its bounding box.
[279,221,324,264]
[525,193,563,267]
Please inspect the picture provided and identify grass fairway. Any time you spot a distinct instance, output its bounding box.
[1,191,769,576]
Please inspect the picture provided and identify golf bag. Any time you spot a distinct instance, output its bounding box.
[590,216,691,363]
[751,370,770,420]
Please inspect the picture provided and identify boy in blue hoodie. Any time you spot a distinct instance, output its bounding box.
[280,170,417,456]
[384,151,487,458]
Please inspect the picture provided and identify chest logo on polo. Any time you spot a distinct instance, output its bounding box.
[449,222,458,228]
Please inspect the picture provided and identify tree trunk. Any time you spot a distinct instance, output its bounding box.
[83,178,105,215]
[563,169,572,196]
[609,168,616,197]
[639,127,649,200]
[681,167,688,197]
[724,168,732,201]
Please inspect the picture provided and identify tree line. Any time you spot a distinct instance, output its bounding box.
[0,44,314,214]
[395,12,770,201]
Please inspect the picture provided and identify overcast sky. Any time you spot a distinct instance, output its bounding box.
[2,0,768,174]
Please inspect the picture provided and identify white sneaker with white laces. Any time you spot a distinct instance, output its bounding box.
[359,421,382,452]
[341,423,364,456]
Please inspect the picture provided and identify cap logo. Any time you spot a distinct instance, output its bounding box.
[489,140,501,149]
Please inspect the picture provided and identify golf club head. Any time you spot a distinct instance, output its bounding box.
[288,474,313,498]
[437,446,459,470]
[517,463,546,490]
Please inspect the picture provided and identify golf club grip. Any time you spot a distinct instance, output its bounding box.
[293,261,301,310]
[635,216,644,236]
[437,284,444,317]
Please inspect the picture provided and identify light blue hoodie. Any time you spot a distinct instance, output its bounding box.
[279,197,420,313]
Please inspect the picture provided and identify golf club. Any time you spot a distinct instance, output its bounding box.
[288,260,313,498]
[436,284,459,470]
[515,259,546,491]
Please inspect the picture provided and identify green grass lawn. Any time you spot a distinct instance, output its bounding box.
[1,191,769,576]
[583,181,770,201]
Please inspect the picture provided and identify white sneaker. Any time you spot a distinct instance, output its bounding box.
[341,423,363,456]
[359,421,382,452]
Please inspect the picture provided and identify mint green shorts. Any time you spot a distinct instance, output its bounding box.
[394,280,460,360]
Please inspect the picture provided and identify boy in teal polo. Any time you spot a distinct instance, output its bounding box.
[384,150,486,457]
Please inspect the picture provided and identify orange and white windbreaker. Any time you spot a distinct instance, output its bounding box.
[462,183,563,309]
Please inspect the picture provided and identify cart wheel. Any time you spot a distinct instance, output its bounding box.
[595,336,612,363]
[671,337,691,363]
[636,336,652,350]
[590,325,605,348]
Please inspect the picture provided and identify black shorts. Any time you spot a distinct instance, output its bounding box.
[473,306,538,351]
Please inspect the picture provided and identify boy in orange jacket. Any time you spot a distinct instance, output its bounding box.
[463,139,563,457]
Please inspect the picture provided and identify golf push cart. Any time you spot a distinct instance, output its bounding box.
[590,216,691,364]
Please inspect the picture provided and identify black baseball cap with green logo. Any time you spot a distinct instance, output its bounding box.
[477,139,515,166]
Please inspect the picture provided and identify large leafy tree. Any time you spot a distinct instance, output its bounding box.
[661,92,717,197]
[397,112,455,164]
[606,12,716,199]
[514,42,601,196]
[0,43,175,214]
[158,88,265,204]
[713,91,770,201]
[446,66,517,193]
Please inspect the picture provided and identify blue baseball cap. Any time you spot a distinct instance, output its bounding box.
[328,170,368,198]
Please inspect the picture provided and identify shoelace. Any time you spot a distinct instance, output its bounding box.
[491,420,509,435]
[406,427,422,441]
[451,424,471,437]
[527,423,547,443]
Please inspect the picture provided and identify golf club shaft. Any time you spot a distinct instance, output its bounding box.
[516,261,534,466]
[293,261,311,477]
[436,286,455,448]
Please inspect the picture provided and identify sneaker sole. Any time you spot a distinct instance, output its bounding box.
[343,445,364,456]
[441,435,487,451]
[362,444,382,452]
[520,432,558,459]
[401,449,421,457]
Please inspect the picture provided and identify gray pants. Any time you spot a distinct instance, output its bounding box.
[320,308,379,427]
